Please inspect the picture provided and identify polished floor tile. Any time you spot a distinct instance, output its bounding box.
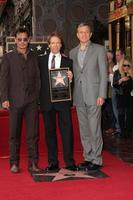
[103,131,133,166]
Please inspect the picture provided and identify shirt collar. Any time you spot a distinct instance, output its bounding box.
[79,41,91,50]
[16,49,30,56]
[50,52,61,58]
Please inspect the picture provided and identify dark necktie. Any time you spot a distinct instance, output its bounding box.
[51,55,56,69]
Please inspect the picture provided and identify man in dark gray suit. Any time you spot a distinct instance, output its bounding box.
[0,27,41,173]
[69,22,107,170]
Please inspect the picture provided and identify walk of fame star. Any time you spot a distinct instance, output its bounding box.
[53,72,66,86]
[32,168,95,182]
[32,168,108,182]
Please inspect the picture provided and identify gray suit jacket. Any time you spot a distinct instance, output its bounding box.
[69,42,107,106]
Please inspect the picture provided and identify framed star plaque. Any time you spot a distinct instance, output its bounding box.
[49,68,72,102]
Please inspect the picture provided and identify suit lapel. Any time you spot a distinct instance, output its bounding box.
[60,56,64,68]
[41,54,49,75]
[45,54,49,70]
[74,46,81,70]
[83,42,93,69]
[74,44,93,71]
[60,55,68,68]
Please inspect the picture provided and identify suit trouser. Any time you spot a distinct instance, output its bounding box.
[9,101,39,166]
[76,105,103,166]
[42,108,75,167]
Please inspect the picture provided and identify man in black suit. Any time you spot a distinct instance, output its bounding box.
[39,32,76,172]
[0,27,41,173]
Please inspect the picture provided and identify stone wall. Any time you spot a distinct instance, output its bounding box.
[34,0,108,52]
[1,0,108,53]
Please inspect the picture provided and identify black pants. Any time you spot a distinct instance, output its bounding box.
[102,98,115,130]
[117,95,133,136]
[42,108,75,167]
[9,101,39,166]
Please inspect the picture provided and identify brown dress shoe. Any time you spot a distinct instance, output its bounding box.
[10,164,20,173]
[28,163,42,173]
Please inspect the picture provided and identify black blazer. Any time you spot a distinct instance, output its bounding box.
[39,54,73,111]
[113,70,133,96]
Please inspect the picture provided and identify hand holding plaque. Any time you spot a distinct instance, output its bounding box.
[49,68,72,102]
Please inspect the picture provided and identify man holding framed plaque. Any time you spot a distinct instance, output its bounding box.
[39,32,76,172]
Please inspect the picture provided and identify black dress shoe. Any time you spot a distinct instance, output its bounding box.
[112,131,120,137]
[65,165,78,171]
[45,164,59,173]
[77,161,92,171]
[86,163,102,171]
[28,163,42,173]
[112,132,125,139]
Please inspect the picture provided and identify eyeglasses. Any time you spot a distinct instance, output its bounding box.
[123,64,130,67]
[17,38,28,42]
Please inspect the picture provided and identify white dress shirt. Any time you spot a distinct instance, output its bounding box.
[48,52,61,69]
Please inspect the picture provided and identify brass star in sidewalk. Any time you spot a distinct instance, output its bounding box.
[32,168,94,182]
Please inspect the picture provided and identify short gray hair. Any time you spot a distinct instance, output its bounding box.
[77,22,93,32]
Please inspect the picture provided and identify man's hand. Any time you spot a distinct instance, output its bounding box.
[2,101,10,109]
[96,97,105,106]
[67,70,73,81]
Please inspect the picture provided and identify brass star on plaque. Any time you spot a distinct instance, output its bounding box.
[53,72,66,86]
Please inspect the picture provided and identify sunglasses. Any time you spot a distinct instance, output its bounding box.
[123,64,130,67]
[17,38,28,42]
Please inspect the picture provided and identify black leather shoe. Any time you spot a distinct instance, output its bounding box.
[65,165,78,171]
[112,132,121,137]
[77,161,92,171]
[45,164,59,173]
[28,163,42,173]
[86,163,102,171]
[10,164,20,173]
